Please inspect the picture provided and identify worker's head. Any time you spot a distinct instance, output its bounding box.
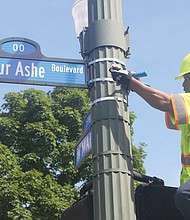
[175,54,190,80]
[175,54,190,92]
[182,73,190,93]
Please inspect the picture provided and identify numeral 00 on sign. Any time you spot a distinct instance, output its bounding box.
[13,44,25,52]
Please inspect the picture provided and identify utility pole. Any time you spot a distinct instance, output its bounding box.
[80,0,136,219]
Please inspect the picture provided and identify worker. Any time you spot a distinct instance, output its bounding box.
[109,54,190,220]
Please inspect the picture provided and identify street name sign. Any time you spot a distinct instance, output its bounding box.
[82,111,91,131]
[0,37,87,88]
[75,129,92,168]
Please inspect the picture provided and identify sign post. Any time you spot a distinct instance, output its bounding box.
[77,0,136,219]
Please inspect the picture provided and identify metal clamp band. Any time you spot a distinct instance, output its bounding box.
[88,58,126,66]
[90,96,128,106]
[93,168,132,177]
[88,77,114,85]
[91,116,130,126]
[92,150,132,160]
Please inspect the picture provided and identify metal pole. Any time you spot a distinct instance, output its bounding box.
[81,0,136,219]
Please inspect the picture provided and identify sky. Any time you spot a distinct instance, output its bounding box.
[0,0,189,187]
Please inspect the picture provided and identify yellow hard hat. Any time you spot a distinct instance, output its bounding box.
[175,54,190,80]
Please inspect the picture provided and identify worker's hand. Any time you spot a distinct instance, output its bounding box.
[109,63,133,89]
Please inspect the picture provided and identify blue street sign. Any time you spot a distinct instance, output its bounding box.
[0,37,87,88]
[75,129,92,168]
[1,40,37,55]
[82,111,91,131]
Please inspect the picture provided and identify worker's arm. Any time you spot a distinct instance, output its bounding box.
[109,64,174,114]
[129,77,173,114]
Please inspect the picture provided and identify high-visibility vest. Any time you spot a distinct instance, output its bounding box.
[165,93,190,185]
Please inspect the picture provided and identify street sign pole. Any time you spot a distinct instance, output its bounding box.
[79,0,136,219]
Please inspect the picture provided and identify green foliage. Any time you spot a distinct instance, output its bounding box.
[130,111,147,174]
[0,143,76,220]
[130,111,147,188]
[0,87,146,219]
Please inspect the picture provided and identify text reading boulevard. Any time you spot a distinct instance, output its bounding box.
[0,61,84,78]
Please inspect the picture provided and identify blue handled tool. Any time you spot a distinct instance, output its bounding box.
[132,71,150,87]
[132,71,147,79]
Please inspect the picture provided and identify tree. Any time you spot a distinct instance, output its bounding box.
[0,87,146,219]
[0,143,77,220]
[130,112,147,175]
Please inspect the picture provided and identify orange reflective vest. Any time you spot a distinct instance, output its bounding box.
[165,93,190,185]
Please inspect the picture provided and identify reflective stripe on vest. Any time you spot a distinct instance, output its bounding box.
[181,153,190,167]
[172,94,188,125]
[165,112,179,130]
